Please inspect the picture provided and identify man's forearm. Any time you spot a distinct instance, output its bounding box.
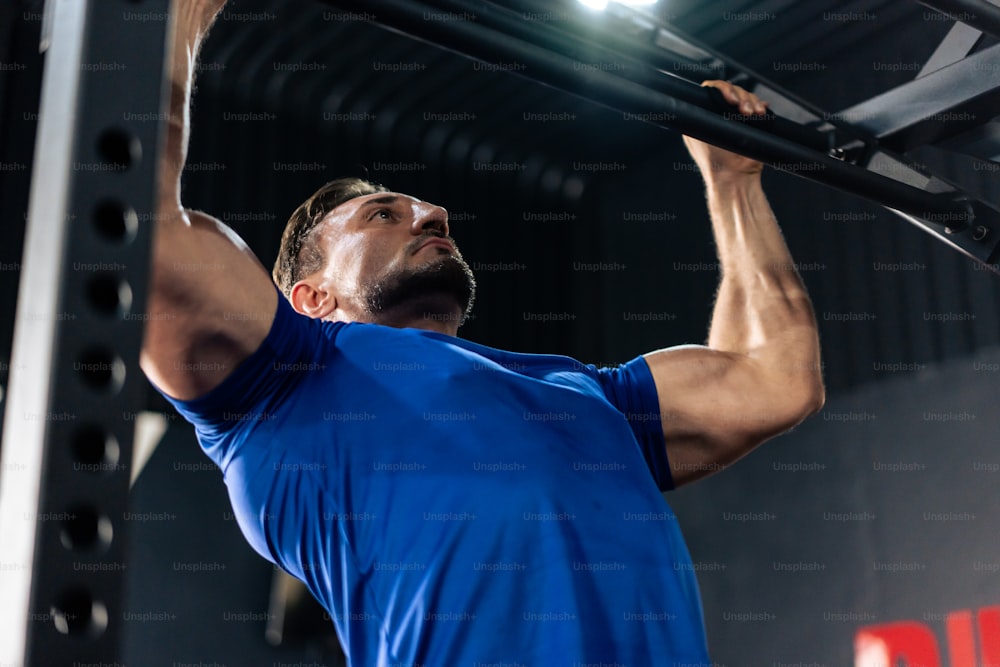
[160,1,225,211]
[704,175,821,382]
[644,82,823,482]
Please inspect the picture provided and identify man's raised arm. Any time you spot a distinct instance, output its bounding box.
[141,0,277,400]
[643,80,825,487]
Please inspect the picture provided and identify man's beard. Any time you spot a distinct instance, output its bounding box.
[361,253,476,328]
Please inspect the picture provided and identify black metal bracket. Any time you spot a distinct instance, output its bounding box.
[835,43,1000,154]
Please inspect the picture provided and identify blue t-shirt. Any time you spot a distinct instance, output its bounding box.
[163,294,710,666]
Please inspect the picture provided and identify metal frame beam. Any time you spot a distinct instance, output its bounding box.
[918,21,983,77]
[0,0,169,664]
[835,43,1000,153]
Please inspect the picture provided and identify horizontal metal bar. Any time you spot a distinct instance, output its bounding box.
[421,0,833,153]
[322,0,971,226]
[502,0,855,134]
[494,0,859,141]
[916,0,1000,40]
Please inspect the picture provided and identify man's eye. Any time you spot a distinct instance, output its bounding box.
[375,209,392,220]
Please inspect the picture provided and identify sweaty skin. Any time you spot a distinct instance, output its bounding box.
[287,192,475,334]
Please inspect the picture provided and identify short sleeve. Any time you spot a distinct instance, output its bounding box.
[589,356,673,492]
[157,291,334,434]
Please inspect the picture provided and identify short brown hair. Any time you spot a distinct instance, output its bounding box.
[273,177,388,296]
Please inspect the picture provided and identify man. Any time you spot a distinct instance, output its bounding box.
[143,1,825,664]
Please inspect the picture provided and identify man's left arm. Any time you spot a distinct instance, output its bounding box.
[643,80,825,488]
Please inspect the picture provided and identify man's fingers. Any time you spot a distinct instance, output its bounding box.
[732,88,766,116]
[701,80,768,116]
[703,80,740,106]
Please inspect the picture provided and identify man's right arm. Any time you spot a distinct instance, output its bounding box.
[141,0,277,401]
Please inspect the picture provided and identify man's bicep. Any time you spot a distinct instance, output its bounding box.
[642,345,802,487]
[141,208,278,401]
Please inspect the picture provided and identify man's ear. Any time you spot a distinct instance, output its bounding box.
[289,280,337,319]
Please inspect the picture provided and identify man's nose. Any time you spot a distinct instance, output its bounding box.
[411,202,449,237]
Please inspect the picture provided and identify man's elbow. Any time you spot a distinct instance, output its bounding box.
[767,350,826,422]
[747,376,825,443]
[776,377,826,431]
[800,379,826,418]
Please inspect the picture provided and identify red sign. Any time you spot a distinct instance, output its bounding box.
[855,607,1000,666]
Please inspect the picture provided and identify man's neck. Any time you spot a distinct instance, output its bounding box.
[366,300,462,336]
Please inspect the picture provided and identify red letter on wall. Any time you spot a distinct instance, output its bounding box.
[855,622,941,667]
[977,606,1000,666]
[945,610,976,667]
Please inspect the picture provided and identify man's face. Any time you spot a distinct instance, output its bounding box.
[307,192,475,329]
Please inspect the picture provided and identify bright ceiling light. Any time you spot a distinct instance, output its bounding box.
[577,0,658,9]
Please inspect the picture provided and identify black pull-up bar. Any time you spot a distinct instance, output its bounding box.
[322,0,975,231]
[417,0,839,154]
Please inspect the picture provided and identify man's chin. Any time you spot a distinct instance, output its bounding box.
[362,255,476,326]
